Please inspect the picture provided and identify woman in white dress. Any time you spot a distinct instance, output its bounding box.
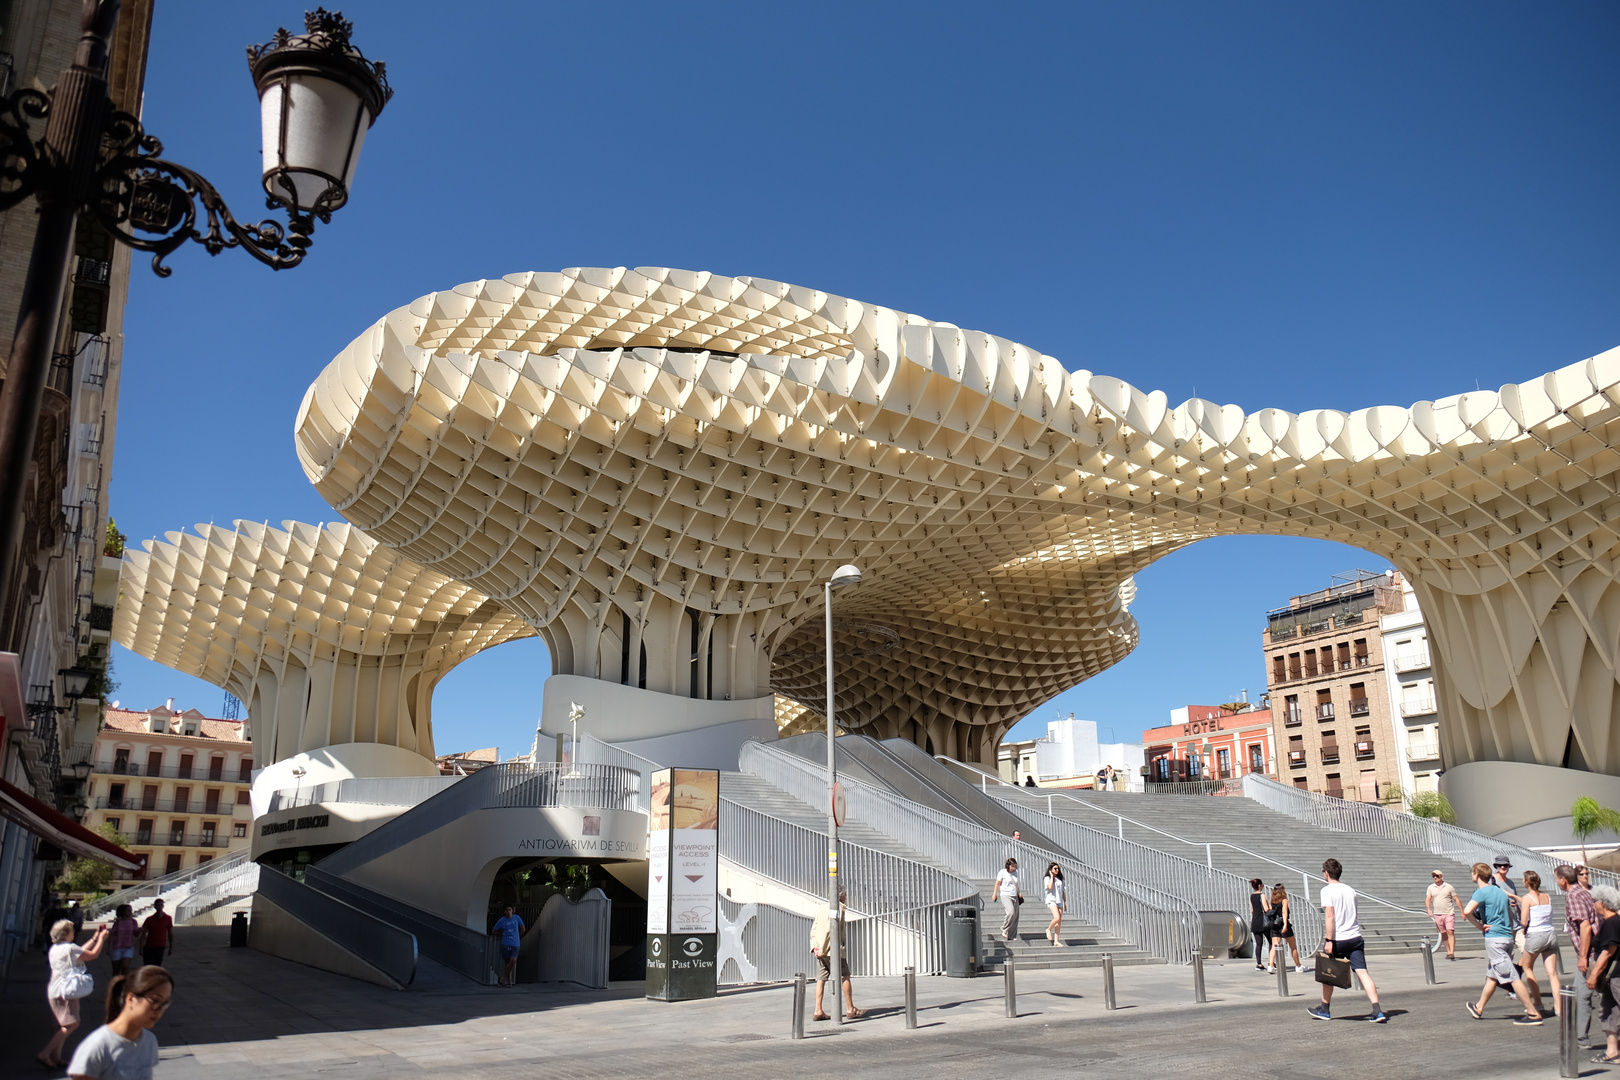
[1044,863,1067,946]
[38,918,107,1069]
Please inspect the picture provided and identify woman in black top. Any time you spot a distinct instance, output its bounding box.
[1249,879,1269,970]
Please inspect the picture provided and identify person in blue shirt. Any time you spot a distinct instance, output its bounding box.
[492,905,526,988]
[1464,862,1543,1024]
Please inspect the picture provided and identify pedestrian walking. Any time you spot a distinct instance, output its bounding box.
[135,900,173,968]
[1249,878,1270,971]
[1585,886,1620,1066]
[810,887,864,1021]
[1463,861,1544,1024]
[1518,870,1562,1018]
[491,904,525,987]
[1043,863,1066,946]
[1268,883,1304,973]
[107,904,139,978]
[1426,870,1460,960]
[1493,855,1526,959]
[65,964,173,1080]
[992,858,1023,942]
[37,918,107,1069]
[1307,858,1387,1023]
[1558,864,1601,1048]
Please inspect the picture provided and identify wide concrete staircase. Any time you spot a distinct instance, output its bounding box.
[989,785,1559,952]
[721,770,1154,971]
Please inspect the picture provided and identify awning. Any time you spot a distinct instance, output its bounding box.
[0,778,142,872]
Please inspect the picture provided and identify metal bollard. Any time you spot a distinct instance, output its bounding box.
[1421,945,1436,985]
[1560,986,1578,1078]
[1193,950,1207,1003]
[1102,953,1117,1010]
[792,972,806,1040]
[904,966,918,1029]
[1005,956,1018,1017]
[1276,950,1289,997]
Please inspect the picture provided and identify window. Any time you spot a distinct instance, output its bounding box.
[1288,734,1305,766]
[204,788,221,814]
[1321,730,1339,763]
[208,756,224,781]
[106,817,121,834]
[236,790,251,805]
[145,750,163,775]
[1272,655,1286,683]
[1353,638,1370,666]
[1284,694,1302,725]
[196,854,213,866]
[1293,777,1309,789]
[136,819,154,844]
[108,783,125,809]
[1316,689,1334,720]
[178,753,194,780]
[1325,772,1344,798]
[1354,726,1374,758]
[173,786,190,814]
[201,821,217,846]
[141,785,158,811]
[164,854,182,874]
[238,759,253,783]
[1216,748,1231,778]
[168,821,185,845]
[113,748,129,773]
[1287,652,1302,680]
[1336,642,1351,671]
[1249,744,1265,773]
[232,822,247,838]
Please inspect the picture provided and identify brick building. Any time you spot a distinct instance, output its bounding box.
[84,703,254,883]
[1264,570,1406,801]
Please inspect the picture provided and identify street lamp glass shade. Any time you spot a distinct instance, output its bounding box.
[829,563,862,588]
[249,10,392,216]
[58,667,91,699]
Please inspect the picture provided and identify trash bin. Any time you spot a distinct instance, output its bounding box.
[230,910,249,948]
[945,904,978,978]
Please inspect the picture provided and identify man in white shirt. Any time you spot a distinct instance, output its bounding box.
[1308,858,1388,1023]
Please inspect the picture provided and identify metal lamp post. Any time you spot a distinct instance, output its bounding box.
[0,3,391,618]
[824,562,861,1025]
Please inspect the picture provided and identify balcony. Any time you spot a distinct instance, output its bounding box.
[1406,743,1440,762]
[1354,740,1375,759]
[1287,749,1306,765]
[1400,698,1437,718]
[1321,744,1341,764]
[1354,654,1371,667]
[88,604,114,631]
[1349,697,1370,717]
[1315,703,1335,720]
[1394,651,1431,673]
[94,793,239,809]
[1283,709,1303,727]
[95,762,250,782]
[134,833,233,850]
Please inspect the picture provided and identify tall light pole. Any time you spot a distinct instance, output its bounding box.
[824,562,861,1025]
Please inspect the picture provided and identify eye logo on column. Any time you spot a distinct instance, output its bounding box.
[682,936,704,957]
[650,937,663,957]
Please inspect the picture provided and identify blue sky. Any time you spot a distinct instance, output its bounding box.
[106,1,1620,753]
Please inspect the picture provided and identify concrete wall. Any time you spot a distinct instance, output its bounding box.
[1442,760,1620,837]
[248,892,405,990]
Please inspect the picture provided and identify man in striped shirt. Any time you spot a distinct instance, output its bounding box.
[1559,864,1599,1049]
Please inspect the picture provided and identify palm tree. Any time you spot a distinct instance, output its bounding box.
[1570,796,1620,865]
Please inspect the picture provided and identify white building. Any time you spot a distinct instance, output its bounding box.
[999,715,1144,788]
[1378,577,1440,796]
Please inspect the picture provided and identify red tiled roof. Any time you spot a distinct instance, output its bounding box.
[103,707,246,742]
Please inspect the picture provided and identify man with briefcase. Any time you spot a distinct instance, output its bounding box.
[1307,858,1389,1024]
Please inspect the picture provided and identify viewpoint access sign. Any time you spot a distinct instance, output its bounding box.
[646,767,719,1001]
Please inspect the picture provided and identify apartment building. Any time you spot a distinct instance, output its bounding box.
[1143,704,1278,785]
[84,704,254,883]
[1264,571,1406,802]
[1379,576,1440,794]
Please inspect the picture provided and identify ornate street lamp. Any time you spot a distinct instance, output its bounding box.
[823,562,861,1025]
[59,666,93,699]
[0,3,391,618]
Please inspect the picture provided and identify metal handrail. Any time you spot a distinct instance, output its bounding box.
[743,741,1201,964]
[985,783,1326,956]
[82,848,252,920]
[267,775,465,812]
[577,734,658,812]
[175,859,261,923]
[717,893,968,981]
[978,771,1427,918]
[1243,773,1620,888]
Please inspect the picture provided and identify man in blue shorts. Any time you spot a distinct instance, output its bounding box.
[1464,861,1544,1024]
[492,904,525,987]
[1308,858,1388,1023]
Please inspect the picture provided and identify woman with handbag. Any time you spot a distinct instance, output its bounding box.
[1268,883,1305,973]
[1043,864,1067,946]
[1249,880,1269,970]
[37,918,107,1069]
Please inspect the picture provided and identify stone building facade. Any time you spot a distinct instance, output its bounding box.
[1264,571,1407,802]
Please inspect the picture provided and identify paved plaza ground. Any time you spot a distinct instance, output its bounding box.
[2,928,1600,1079]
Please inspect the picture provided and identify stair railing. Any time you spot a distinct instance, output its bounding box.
[83,848,252,920]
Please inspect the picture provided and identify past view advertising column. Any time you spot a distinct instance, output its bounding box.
[645,768,720,1000]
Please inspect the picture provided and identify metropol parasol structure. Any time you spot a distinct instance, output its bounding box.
[117,266,1620,833]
